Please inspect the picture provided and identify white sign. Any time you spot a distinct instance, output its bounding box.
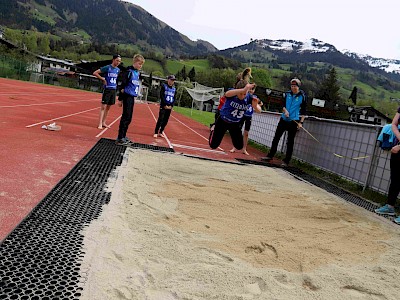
[312,98,325,107]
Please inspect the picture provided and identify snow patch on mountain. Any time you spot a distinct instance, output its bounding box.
[343,51,400,74]
[260,38,334,53]
[257,37,400,74]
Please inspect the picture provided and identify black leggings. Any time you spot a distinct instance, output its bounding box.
[209,117,243,150]
[388,153,400,206]
[117,95,135,139]
[268,118,298,164]
[154,108,172,134]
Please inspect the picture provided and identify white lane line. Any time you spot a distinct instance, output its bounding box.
[146,103,173,149]
[95,116,121,138]
[0,99,97,108]
[170,114,224,151]
[26,107,99,128]
[172,143,226,154]
[0,92,95,96]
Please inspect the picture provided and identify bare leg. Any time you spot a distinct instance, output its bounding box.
[98,104,107,129]
[102,105,111,127]
[242,130,249,155]
[229,147,236,153]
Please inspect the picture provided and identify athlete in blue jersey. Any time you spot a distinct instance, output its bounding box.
[209,80,259,150]
[230,87,262,155]
[261,78,307,166]
[154,75,177,138]
[115,54,145,145]
[93,54,121,129]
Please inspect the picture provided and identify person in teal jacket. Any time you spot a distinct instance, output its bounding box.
[261,78,307,166]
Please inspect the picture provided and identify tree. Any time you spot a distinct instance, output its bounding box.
[348,86,358,105]
[251,68,272,88]
[188,67,196,82]
[181,65,187,80]
[316,67,341,105]
[176,65,187,81]
[23,32,37,52]
[37,33,50,54]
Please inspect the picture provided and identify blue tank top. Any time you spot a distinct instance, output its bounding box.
[244,95,258,117]
[124,69,141,97]
[162,83,176,105]
[220,93,253,123]
[100,65,120,89]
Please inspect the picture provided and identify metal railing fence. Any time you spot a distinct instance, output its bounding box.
[250,112,391,195]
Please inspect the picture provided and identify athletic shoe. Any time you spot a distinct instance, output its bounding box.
[280,162,288,167]
[374,204,395,216]
[394,216,400,225]
[123,137,133,144]
[115,138,129,146]
[261,156,272,161]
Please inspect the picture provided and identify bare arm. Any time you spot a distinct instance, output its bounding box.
[391,112,400,153]
[225,83,255,98]
[392,112,400,140]
[93,69,106,85]
[252,96,263,113]
[283,107,289,118]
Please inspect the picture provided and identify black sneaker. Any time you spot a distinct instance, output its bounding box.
[261,156,272,161]
[115,138,129,146]
[123,137,133,144]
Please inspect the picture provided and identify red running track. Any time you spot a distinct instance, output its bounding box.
[0,78,266,241]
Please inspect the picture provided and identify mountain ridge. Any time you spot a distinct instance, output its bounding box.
[1,0,399,80]
[220,38,400,76]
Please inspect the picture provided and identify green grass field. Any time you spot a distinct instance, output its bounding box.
[173,106,215,127]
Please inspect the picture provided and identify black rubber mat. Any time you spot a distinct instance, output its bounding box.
[0,138,172,300]
[129,142,174,152]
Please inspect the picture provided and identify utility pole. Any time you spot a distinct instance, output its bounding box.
[249,38,253,66]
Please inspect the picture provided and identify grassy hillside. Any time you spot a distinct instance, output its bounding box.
[166,59,210,74]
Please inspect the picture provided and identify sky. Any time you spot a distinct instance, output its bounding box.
[127,0,399,60]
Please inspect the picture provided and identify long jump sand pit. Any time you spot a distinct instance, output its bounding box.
[80,149,400,300]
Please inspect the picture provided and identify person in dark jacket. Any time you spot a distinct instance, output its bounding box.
[115,54,145,145]
[261,78,307,166]
[375,108,400,225]
[153,75,177,138]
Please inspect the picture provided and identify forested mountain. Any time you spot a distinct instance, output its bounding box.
[1,0,400,100]
[0,0,217,56]
[1,0,399,80]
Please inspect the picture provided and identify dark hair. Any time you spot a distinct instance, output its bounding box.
[112,54,121,60]
[235,79,247,89]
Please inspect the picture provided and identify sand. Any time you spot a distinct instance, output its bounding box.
[79,149,400,300]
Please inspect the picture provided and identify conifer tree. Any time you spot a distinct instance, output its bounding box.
[316,67,341,105]
[188,67,196,82]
